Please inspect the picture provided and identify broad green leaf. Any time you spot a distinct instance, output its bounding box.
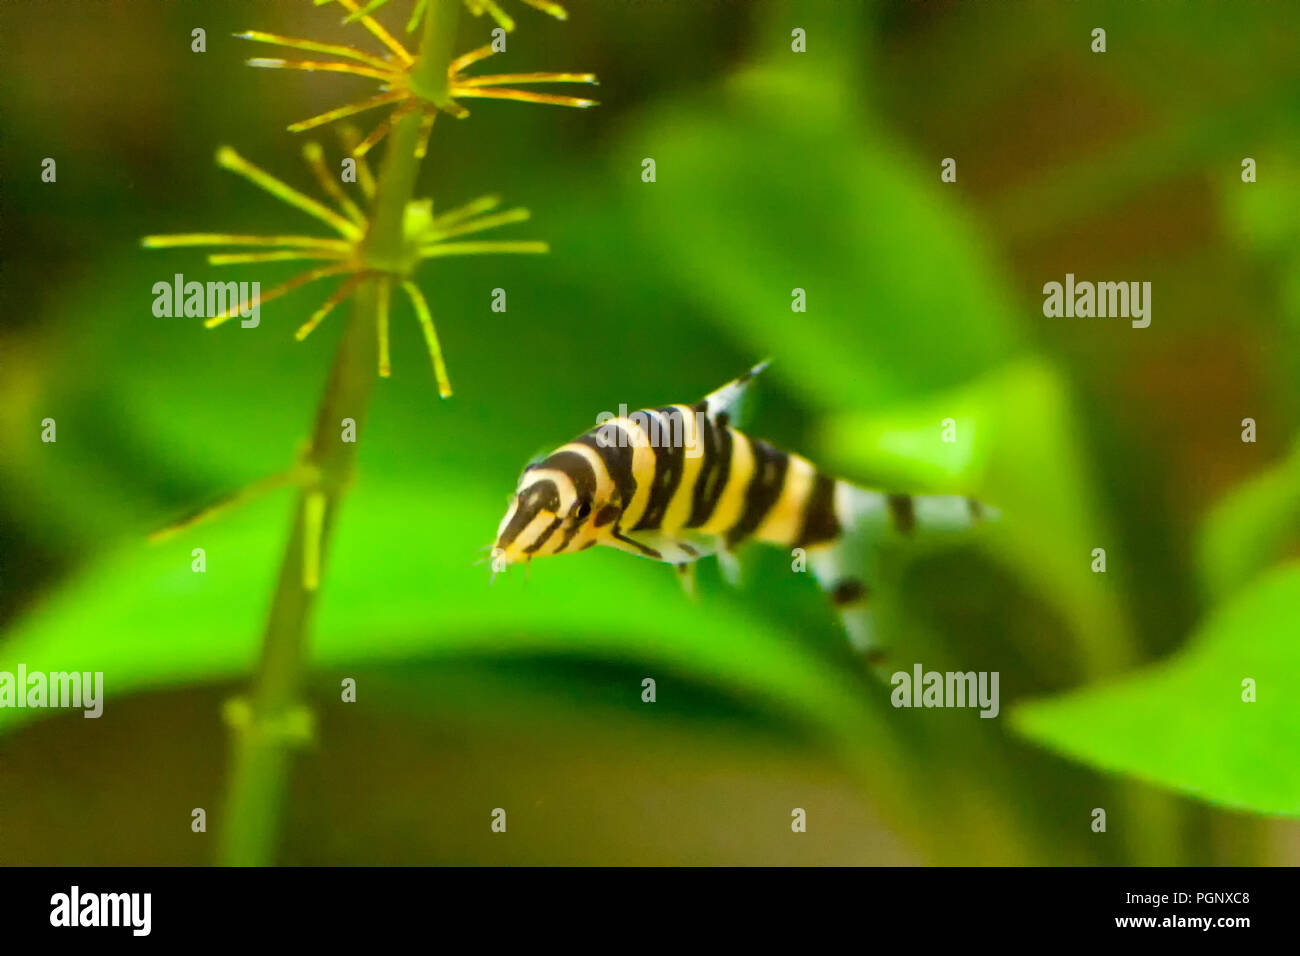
[0,473,878,739]
[1011,563,1300,817]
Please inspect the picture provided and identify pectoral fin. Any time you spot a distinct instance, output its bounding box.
[674,562,698,599]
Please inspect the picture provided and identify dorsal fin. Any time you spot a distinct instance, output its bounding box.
[518,445,554,485]
[696,359,770,428]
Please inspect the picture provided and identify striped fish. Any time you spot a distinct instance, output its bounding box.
[491,362,996,663]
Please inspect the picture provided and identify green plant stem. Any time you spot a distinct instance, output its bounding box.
[217,282,379,866]
[216,0,462,867]
[410,0,459,108]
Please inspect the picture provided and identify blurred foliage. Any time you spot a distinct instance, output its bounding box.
[1197,435,1300,601]
[821,359,1133,678]
[1013,564,1300,817]
[1,0,1298,864]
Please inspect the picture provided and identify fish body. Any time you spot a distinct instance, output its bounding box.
[492,362,994,661]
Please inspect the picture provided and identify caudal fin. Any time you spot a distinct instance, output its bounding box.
[881,492,1000,537]
[807,482,999,675]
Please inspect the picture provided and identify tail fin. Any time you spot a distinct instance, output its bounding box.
[808,482,999,675]
[880,491,1000,537]
[830,483,1000,537]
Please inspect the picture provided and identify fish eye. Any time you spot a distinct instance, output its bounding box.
[575,500,593,520]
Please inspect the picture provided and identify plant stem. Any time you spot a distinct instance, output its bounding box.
[217,0,462,867]
[410,0,459,109]
[217,282,379,866]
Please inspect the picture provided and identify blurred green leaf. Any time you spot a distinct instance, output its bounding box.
[1011,563,1300,817]
[0,472,883,740]
[1197,437,1300,601]
[625,64,1022,412]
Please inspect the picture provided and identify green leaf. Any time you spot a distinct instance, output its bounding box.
[1011,563,1300,817]
[0,470,910,798]
[624,65,1021,412]
[0,486,768,693]
[1197,437,1300,601]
